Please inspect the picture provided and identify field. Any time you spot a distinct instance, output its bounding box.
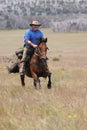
[0,29,87,130]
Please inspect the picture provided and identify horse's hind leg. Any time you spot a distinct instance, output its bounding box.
[20,74,25,86]
[47,72,52,89]
[33,79,36,88]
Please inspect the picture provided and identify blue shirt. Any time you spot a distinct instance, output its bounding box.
[24,28,44,47]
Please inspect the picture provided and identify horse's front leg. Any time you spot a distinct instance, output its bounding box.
[31,72,41,89]
[34,78,41,89]
[30,66,41,89]
[47,72,52,89]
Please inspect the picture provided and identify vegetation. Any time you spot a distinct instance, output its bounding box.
[0,29,87,129]
[0,0,87,30]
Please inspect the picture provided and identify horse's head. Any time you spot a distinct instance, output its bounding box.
[36,38,48,60]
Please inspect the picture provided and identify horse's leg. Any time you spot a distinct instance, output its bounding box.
[20,74,25,87]
[31,71,41,89]
[33,79,36,88]
[33,78,41,89]
[36,78,41,89]
[30,65,41,89]
[47,72,52,89]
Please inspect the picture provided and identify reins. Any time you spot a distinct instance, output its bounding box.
[34,46,42,58]
[34,42,48,58]
[30,38,49,70]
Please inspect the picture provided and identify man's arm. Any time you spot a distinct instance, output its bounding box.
[24,30,37,48]
[24,40,37,48]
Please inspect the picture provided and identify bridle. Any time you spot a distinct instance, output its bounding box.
[35,42,48,60]
[34,42,49,66]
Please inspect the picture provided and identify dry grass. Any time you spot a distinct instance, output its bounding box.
[0,29,87,130]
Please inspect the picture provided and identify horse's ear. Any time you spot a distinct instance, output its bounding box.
[45,38,47,43]
[40,38,43,42]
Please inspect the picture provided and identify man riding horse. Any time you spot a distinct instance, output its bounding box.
[20,20,44,76]
[8,20,44,74]
[7,20,52,88]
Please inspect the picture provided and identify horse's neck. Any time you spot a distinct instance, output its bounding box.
[30,53,39,62]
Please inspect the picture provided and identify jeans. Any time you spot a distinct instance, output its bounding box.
[19,46,34,75]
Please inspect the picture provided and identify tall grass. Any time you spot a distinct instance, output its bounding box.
[0,29,87,130]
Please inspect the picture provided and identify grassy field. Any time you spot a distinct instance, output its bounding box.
[0,29,87,130]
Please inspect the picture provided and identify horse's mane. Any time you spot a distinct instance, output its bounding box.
[37,38,47,44]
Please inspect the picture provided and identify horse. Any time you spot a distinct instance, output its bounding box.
[20,38,52,89]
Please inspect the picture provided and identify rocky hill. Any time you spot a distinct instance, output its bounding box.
[0,0,87,31]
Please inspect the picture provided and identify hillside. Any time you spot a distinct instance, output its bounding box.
[0,0,87,31]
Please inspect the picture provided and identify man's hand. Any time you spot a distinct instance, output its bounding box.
[26,40,37,48]
[33,44,37,48]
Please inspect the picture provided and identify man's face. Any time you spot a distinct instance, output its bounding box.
[32,25,40,31]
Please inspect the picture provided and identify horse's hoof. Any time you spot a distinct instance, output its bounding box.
[35,86,41,90]
[22,83,25,87]
[47,84,51,89]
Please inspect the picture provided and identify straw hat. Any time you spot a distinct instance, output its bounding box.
[30,20,41,26]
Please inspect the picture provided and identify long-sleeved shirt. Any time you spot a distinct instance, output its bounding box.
[24,28,44,47]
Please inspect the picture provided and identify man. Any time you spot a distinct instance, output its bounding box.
[19,20,44,76]
[7,20,44,74]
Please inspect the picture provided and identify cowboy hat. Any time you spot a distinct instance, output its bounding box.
[30,20,41,26]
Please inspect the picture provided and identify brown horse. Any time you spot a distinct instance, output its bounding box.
[20,38,52,89]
